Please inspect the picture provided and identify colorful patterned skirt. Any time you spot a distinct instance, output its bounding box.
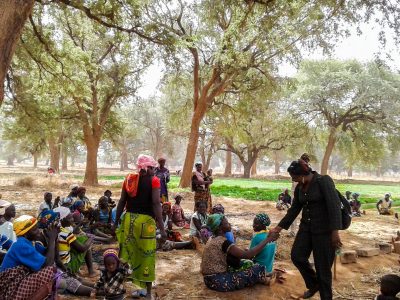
[0,265,55,300]
[116,212,156,289]
[203,264,267,292]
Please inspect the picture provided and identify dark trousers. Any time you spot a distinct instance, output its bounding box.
[291,229,335,300]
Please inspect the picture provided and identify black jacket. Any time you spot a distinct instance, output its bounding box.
[278,172,342,234]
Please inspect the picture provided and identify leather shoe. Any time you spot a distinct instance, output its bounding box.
[303,286,319,299]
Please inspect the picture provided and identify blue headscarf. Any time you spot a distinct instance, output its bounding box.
[38,210,60,229]
[71,200,84,212]
[207,214,225,233]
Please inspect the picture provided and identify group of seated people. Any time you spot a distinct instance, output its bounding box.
[345,191,363,217]
[276,188,292,210]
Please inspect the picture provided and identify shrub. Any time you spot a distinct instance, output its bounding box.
[15,176,35,187]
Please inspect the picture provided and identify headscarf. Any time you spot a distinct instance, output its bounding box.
[54,206,71,220]
[212,204,225,214]
[352,192,360,199]
[103,248,120,262]
[71,200,84,212]
[195,162,202,167]
[137,154,157,171]
[14,215,38,236]
[38,210,60,229]
[0,199,11,215]
[207,214,225,233]
[162,202,172,214]
[255,213,271,227]
[158,157,166,163]
[385,193,391,198]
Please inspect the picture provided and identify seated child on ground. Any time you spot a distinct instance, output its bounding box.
[276,188,291,211]
[54,207,96,277]
[161,202,183,242]
[190,202,209,243]
[91,197,113,236]
[350,192,362,217]
[0,202,16,251]
[93,249,131,300]
[374,274,400,300]
[104,190,116,209]
[72,200,112,243]
[171,195,190,228]
[250,213,276,273]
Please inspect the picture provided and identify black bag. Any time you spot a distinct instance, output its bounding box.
[336,189,352,230]
[317,176,352,230]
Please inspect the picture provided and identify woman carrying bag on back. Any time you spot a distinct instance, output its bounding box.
[268,159,343,300]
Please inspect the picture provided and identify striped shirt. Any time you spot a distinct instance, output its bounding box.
[58,227,76,264]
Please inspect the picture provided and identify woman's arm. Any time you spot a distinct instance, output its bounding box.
[115,189,128,226]
[193,217,202,231]
[228,238,270,259]
[152,187,166,239]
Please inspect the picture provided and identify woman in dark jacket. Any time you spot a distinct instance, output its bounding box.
[268,159,342,300]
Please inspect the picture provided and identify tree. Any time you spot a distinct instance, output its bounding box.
[217,84,308,178]
[293,60,400,175]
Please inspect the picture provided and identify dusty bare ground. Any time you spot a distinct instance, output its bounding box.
[1,171,400,300]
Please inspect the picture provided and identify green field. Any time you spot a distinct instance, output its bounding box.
[75,174,400,210]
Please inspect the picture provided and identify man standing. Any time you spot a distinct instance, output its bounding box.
[155,158,170,203]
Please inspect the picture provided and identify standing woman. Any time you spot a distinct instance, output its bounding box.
[114,154,167,299]
[191,162,213,213]
[154,157,170,203]
[268,159,342,300]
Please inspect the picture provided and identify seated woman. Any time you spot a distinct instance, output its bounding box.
[91,197,113,238]
[38,209,94,296]
[250,213,276,273]
[190,202,209,243]
[76,187,93,219]
[171,195,190,228]
[212,204,235,243]
[54,206,96,277]
[377,193,395,216]
[104,190,116,208]
[0,201,16,252]
[200,214,274,292]
[0,215,58,299]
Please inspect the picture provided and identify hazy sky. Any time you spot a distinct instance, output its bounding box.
[137,22,399,98]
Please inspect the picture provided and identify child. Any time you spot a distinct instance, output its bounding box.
[54,206,96,277]
[38,192,60,215]
[91,197,113,236]
[93,249,131,300]
[250,213,276,273]
[104,190,116,209]
[190,202,209,243]
[375,274,400,300]
[171,195,190,228]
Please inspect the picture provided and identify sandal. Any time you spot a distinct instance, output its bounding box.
[132,289,147,298]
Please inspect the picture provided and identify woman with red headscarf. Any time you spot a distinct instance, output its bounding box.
[114,154,166,299]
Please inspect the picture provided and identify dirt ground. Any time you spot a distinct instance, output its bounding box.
[1,170,400,300]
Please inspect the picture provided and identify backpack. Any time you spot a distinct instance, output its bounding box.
[317,176,352,230]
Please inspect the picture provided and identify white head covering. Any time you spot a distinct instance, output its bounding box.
[54,206,71,220]
[0,199,11,215]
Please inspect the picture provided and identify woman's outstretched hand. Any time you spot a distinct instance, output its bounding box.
[267,227,281,243]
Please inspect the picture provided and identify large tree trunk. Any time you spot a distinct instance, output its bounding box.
[61,143,68,171]
[251,159,257,176]
[273,150,280,174]
[120,146,128,171]
[7,155,14,166]
[224,150,232,176]
[321,127,337,175]
[0,0,35,105]
[179,101,207,187]
[48,137,60,172]
[83,137,100,185]
[33,152,38,168]
[347,165,353,178]
[243,162,252,178]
